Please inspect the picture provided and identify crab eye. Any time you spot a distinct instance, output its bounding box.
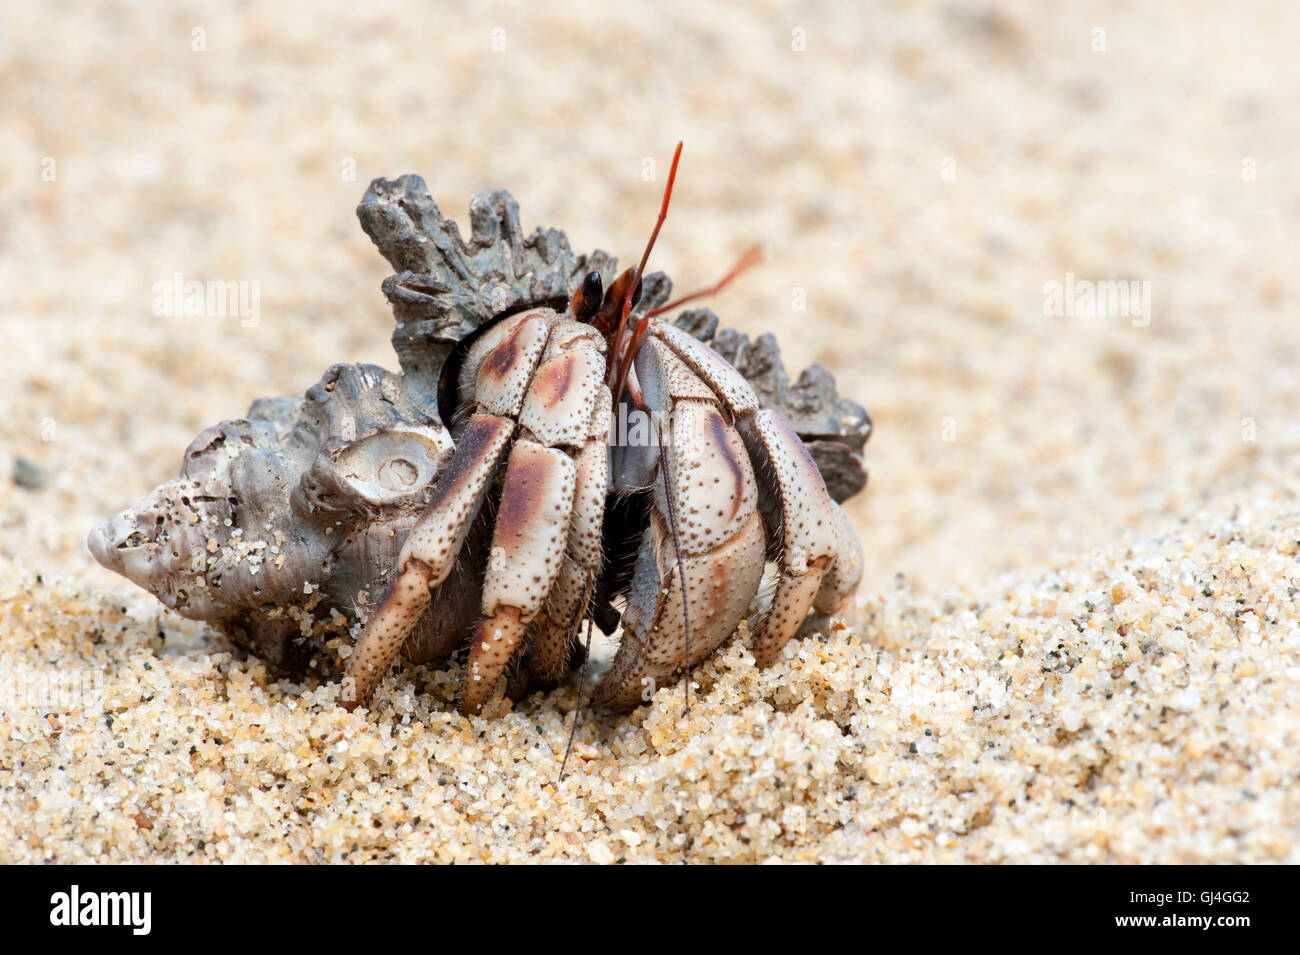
[572,271,603,325]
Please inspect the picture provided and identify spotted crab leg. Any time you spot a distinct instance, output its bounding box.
[461,438,576,714]
[814,500,865,617]
[340,311,552,710]
[340,415,512,712]
[461,319,610,713]
[344,305,615,714]
[595,335,767,709]
[658,322,863,663]
[533,437,607,681]
[739,409,856,665]
[341,414,513,710]
[594,320,863,708]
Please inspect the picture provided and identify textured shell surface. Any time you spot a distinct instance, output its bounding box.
[88,177,872,677]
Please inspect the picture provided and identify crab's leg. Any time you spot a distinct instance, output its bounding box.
[462,438,576,714]
[340,310,557,711]
[738,409,849,666]
[531,344,611,681]
[533,435,607,680]
[462,318,609,714]
[340,558,434,710]
[595,339,766,709]
[646,322,863,668]
[341,413,513,710]
[814,498,865,616]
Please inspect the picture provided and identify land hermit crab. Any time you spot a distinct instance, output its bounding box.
[89,145,872,717]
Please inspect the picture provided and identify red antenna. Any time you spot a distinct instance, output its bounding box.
[622,142,683,331]
[606,142,684,400]
[644,243,763,318]
[576,143,765,732]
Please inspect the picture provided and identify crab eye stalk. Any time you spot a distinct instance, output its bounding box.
[571,271,603,325]
[589,267,638,339]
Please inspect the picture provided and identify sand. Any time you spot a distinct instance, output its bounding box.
[1,1,1297,862]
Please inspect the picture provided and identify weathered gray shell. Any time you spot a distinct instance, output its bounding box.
[89,363,454,670]
[89,179,871,675]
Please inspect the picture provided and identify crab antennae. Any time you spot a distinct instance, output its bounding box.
[559,613,595,782]
[644,243,764,318]
[605,143,694,717]
[623,141,684,331]
[657,439,693,713]
[607,142,684,401]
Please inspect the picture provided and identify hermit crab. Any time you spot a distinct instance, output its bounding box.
[89,145,871,717]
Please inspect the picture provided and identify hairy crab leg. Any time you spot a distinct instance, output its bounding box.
[594,506,766,710]
[456,313,610,714]
[340,559,434,710]
[499,319,610,689]
[617,320,863,680]
[595,343,766,709]
[341,310,553,711]
[738,410,842,666]
[462,438,577,715]
[814,500,864,616]
[341,413,513,710]
[534,437,607,680]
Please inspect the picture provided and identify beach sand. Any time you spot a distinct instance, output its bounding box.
[1,0,1297,862]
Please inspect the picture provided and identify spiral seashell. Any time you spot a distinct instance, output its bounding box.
[89,363,453,671]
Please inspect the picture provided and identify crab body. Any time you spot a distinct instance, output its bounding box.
[341,305,863,713]
[88,170,872,717]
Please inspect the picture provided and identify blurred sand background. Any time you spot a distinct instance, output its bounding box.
[1,1,1298,862]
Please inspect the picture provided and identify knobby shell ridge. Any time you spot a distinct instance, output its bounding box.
[358,175,870,501]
